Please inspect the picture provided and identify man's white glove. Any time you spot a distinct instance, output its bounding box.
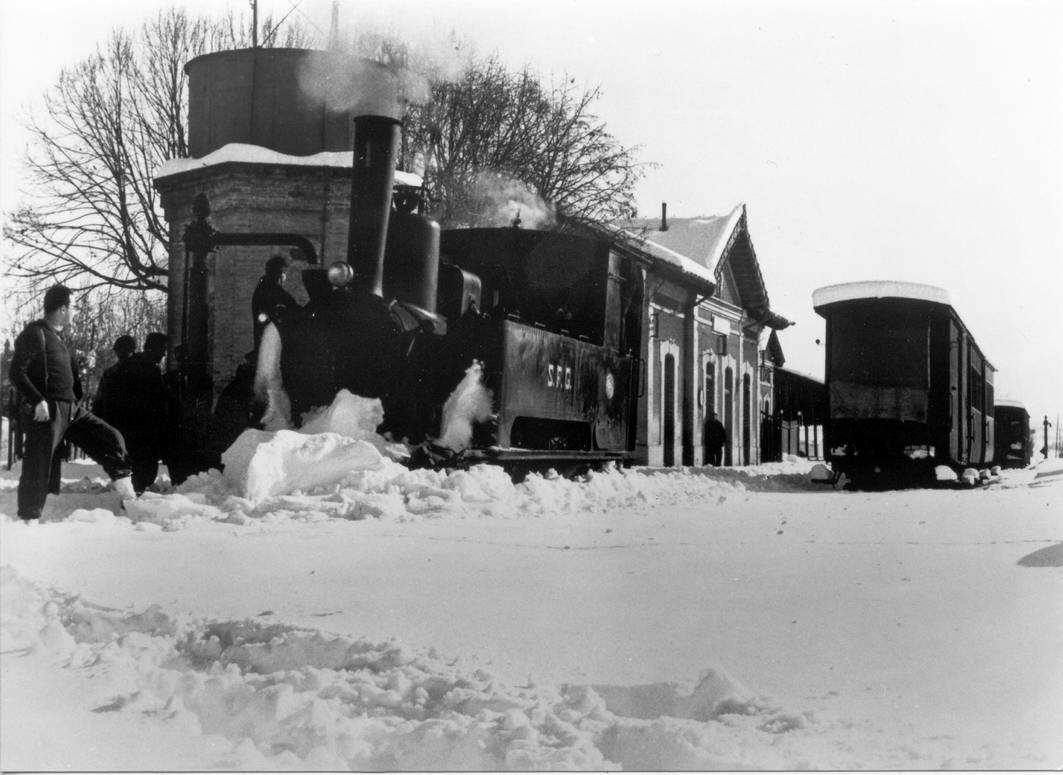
[33,400,50,422]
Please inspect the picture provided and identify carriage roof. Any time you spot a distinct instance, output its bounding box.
[812,281,950,313]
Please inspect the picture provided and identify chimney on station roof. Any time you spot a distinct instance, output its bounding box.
[661,202,668,231]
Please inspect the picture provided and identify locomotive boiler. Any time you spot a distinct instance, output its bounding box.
[813,281,995,487]
[217,114,643,472]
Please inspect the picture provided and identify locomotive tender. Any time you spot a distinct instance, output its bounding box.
[813,281,995,486]
[258,114,643,470]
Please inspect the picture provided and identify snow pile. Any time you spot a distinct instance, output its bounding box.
[223,429,391,504]
[222,391,410,504]
[110,390,758,524]
[1,567,904,771]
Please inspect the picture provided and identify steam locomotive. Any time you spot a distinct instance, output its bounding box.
[183,115,643,473]
[813,281,995,487]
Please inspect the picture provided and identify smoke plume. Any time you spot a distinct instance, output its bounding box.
[470,172,556,230]
[254,324,293,431]
[297,51,429,119]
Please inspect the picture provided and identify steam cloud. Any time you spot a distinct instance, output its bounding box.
[297,51,430,119]
[470,172,557,230]
[254,324,293,431]
[435,361,495,452]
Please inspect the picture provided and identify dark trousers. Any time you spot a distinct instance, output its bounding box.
[709,446,724,466]
[122,436,161,494]
[130,454,160,495]
[17,400,131,519]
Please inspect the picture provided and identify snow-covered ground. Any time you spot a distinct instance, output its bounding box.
[2,398,1061,770]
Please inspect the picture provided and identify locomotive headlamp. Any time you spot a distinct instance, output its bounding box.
[327,261,355,287]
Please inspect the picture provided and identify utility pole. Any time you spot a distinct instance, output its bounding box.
[251,0,258,48]
[328,0,340,50]
[1043,415,1053,459]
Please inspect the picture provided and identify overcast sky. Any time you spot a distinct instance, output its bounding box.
[2,0,1061,430]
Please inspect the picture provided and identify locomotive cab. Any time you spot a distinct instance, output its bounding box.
[423,228,642,460]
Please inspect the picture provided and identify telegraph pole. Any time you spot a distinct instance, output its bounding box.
[251,0,258,48]
[1043,415,1053,459]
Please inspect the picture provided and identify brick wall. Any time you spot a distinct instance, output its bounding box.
[156,162,355,393]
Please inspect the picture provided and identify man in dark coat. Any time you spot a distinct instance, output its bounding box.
[705,411,727,467]
[251,255,299,349]
[11,285,134,520]
[91,334,135,418]
[95,332,170,494]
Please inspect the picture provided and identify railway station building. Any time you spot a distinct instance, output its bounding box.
[613,207,792,466]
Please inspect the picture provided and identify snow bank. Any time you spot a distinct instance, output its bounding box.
[92,390,764,525]
[1,567,890,771]
[223,429,391,504]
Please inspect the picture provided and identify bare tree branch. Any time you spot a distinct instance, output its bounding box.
[399,53,650,228]
[2,6,316,304]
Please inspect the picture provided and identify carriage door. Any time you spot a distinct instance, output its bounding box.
[724,367,734,466]
[949,322,965,462]
[664,354,676,466]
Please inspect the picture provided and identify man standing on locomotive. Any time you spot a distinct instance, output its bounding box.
[252,255,299,350]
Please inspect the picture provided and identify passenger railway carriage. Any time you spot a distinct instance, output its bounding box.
[813,281,994,486]
[993,399,1031,469]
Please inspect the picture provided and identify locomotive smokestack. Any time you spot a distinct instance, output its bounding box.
[661,202,668,231]
[348,115,402,297]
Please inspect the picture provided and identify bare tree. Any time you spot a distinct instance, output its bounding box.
[2,7,315,311]
[402,55,647,228]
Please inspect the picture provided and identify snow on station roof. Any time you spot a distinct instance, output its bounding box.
[812,281,951,313]
[613,205,791,328]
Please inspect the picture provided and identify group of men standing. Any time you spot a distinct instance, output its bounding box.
[11,259,299,522]
[92,331,170,495]
[10,285,171,522]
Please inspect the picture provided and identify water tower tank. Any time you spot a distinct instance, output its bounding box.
[187,48,374,157]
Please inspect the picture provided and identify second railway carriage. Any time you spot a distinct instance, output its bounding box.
[994,399,1032,469]
[813,281,995,486]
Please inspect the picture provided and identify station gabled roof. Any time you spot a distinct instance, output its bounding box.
[617,204,791,329]
[765,329,786,367]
